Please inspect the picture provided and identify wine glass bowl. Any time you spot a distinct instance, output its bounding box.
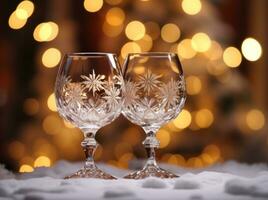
[55,53,123,179]
[122,52,186,179]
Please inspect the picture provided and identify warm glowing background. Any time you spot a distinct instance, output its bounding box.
[0,0,267,173]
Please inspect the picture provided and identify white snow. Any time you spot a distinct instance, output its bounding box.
[0,161,268,200]
[141,177,167,189]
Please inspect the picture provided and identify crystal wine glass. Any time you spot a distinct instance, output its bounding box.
[55,53,123,179]
[122,52,186,179]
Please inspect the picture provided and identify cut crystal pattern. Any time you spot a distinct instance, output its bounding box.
[56,71,123,130]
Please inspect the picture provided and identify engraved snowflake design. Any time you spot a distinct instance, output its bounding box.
[64,82,87,108]
[55,75,71,95]
[137,69,162,93]
[81,70,106,96]
[123,80,139,107]
[159,78,180,108]
[103,85,121,108]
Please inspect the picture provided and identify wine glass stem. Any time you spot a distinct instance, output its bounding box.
[81,132,97,169]
[143,131,159,167]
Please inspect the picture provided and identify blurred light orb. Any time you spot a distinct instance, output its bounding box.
[204,144,220,161]
[156,129,170,148]
[15,9,28,20]
[173,109,192,129]
[121,42,141,59]
[42,48,61,68]
[84,0,103,12]
[125,20,146,41]
[182,0,202,15]
[42,114,62,135]
[241,38,262,61]
[8,11,27,29]
[106,7,125,26]
[191,32,211,52]
[102,22,123,37]
[105,0,122,5]
[34,156,51,168]
[19,164,34,173]
[17,0,34,17]
[136,34,153,51]
[186,75,202,95]
[145,21,160,40]
[161,23,180,43]
[47,93,57,112]
[246,109,265,130]
[23,98,39,115]
[34,22,59,42]
[195,109,214,128]
[177,39,196,59]
[204,41,223,60]
[223,47,242,68]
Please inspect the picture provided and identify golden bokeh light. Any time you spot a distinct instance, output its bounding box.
[42,114,62,135]
[246,109,265,130]
[145,21,160,40]
[187,157,203,168]
[42,48,61,68]
[204,41,223,60]
[204,144,221,161]
[136,34,153,51]
[223,47,242,68]
[167,154,186,166]
[191,32,211,52]
[106,7,125,26]
[47,93,57,112]
[105,0,123,5]
[133,65,145,74]
[125,20,146,41]
[17,0,34,17]
[186,75,202,95]
[63,120,75,129]
[34,156,51,168]
[33,22,59,42]
[181,0,202,15]
[23,98,39,115]
[177,39,197,59]
[200,153,214,165]
[161,23,180,43]
[172,109,192,129]
[121,42,141,59]
[195,109,214,128]
[241,38,262,61]
[156,129,170,148]
[19,164,34,173]
[84,0,103,12]
[15,9,28,20]
[8,11,27,30]
[102,22,123,37]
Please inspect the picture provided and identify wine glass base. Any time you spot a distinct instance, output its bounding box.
[64,167,117,179]
[124,164,178,179]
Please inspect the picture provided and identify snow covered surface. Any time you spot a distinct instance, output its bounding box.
[1,161,268,200]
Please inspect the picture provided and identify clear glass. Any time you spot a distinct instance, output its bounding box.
[55,53,123,179]
[122,52,186,179]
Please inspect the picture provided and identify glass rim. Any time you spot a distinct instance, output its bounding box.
[127,52,178,57]
[66,52,116,57]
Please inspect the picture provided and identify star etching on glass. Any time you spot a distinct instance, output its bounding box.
[81,70,106,96]
[123,80,139,107]
[159,78,180,108]
[64,82,87,108]
[103,85,121,108]
[137,69,162,93]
